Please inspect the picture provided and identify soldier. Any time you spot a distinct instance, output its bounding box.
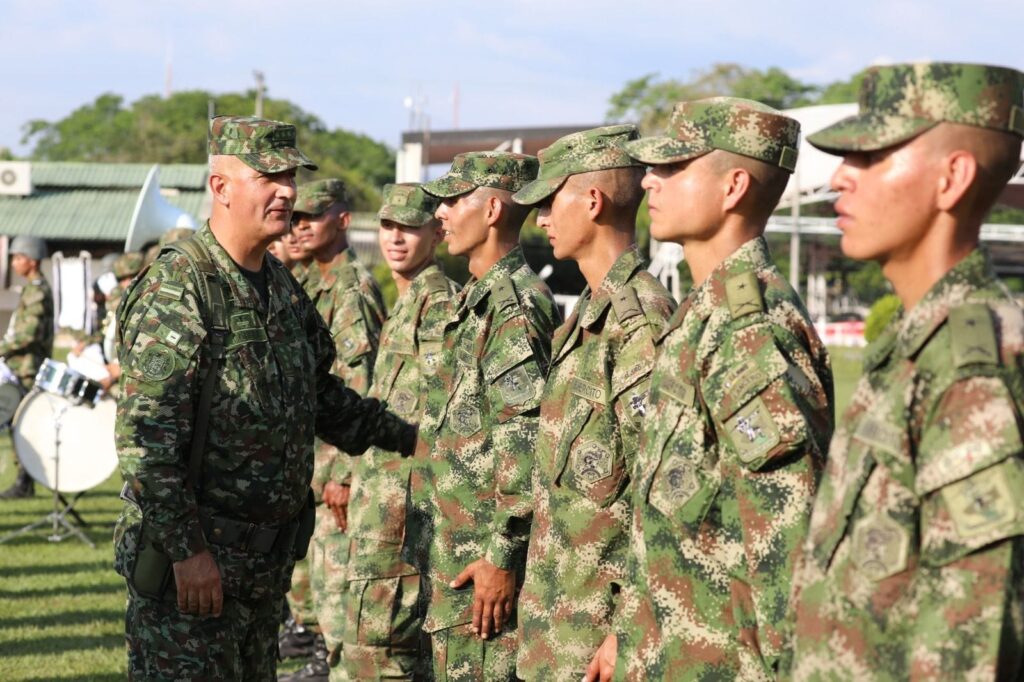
[586,98,835,681]
[341,182,458,680]
[410,151,558,681]
[287,178,387,681]
[70,252,145,391]
[0,236,54,499]
[509,125,676,681]
[113,115,416,681]
[788,63,1024,680]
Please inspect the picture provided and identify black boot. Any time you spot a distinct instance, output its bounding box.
[0,469,34,499]
[278,615,316,660]
[278,633,329,681]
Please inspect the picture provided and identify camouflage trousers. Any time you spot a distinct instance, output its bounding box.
[310,507,350,677]
[125,588,283,681]
[341,571,431,680]
[286,556,317,625]
[430,623,519,682]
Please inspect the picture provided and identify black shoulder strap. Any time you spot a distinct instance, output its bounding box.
[165,238,229,491]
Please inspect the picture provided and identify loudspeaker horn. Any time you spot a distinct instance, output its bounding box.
[124,165,196,252]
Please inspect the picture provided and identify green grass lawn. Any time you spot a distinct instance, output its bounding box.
[0,345,864,680]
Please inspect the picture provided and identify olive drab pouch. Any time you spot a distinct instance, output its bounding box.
[130,531,175,600]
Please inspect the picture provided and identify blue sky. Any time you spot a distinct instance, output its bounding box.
[2,0,1022,156]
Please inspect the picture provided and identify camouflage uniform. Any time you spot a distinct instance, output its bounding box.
[615,100,834,680]
[790,63,1024,681]
[113,117,415,682]
[294,179,388,672]
[341,183,454,681]
[0,274,53,391]
[509,125,677,681]
[412,152,559,681]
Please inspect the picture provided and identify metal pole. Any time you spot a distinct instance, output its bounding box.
[789,167,801,294]
[253,71,265,118]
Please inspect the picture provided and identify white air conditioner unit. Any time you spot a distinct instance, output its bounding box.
[0,162,31,196]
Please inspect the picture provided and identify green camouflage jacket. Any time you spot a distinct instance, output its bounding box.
[516,248,675,681]
[617,236,834,680]
[413,246,559,633]
[0,276,53,389]
[113,224,412,599]
[789,249,1024,680]
[307,248,387,497]
[347,263,459,581]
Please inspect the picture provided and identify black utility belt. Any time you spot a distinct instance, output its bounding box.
[199,513,299,555]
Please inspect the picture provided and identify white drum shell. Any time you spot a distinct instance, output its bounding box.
[13,392,117,493]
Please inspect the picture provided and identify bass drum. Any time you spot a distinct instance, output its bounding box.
[13,392,118,493]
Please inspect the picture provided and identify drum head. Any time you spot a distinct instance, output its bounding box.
[0,383,22,424]
[13,392,117,493]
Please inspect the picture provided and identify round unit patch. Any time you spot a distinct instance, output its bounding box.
[139,344,176,382]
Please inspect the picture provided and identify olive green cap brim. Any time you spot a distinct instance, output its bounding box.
[807,113,938,155]
[511,176,569,206]
[377,205,436,227]
[421,174,477,198]
[293,196,333,215]
[623,136,711,165]
[237,147,318,174]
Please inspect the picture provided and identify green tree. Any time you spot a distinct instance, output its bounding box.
[21,90,395,210]
[607,63,819,132]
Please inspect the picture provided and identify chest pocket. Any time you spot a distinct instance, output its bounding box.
[224,309,273,416]
[381,353,420,420]
[557,377,627,508]
[646,374,717,536]
[442,341,484,438]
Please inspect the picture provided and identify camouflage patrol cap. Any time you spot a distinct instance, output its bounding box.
[208,115,318,173]
[626,97,801,172]
[294,178,350,216]
[112,252,144,279]
[378,183,440,227]
[513,124,644,205]
[421,152,539,198]
[808,62,1024,154]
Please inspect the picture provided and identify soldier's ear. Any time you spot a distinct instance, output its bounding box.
[721,167,751,213]
[935,149,978,213]
[209,171,231,208]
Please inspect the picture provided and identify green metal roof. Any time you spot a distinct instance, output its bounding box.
[0,162,208,242]
[30,163,208,190]
[0,189,206,241]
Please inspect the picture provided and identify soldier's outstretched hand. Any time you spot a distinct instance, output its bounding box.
[450,558,515,640]
[173,550,223,617]
[583,633,617,681]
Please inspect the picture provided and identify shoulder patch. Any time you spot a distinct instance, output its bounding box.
[725,271,764,320]
[950,303,999,368]
[157,282,185,301]
[139,344,177,382]
[492,275,518,312]
[611,286,643,325]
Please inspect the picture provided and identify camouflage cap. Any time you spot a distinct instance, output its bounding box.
[377,183,440,227]
[208,115,318,173]
[513,124,644,205]
[294,178,350,216]
[113,252,144,279]
[421,152,539,198]
[808,62,1024,154]
[626,97,801,172]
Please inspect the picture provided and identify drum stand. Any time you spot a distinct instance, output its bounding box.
[0,402,95,548]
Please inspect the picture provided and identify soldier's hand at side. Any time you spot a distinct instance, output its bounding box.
[583,633,617,682]
[173,550,223,618]
[71,340,86,357]
[450,558,515,640]
[323,481,350,532]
